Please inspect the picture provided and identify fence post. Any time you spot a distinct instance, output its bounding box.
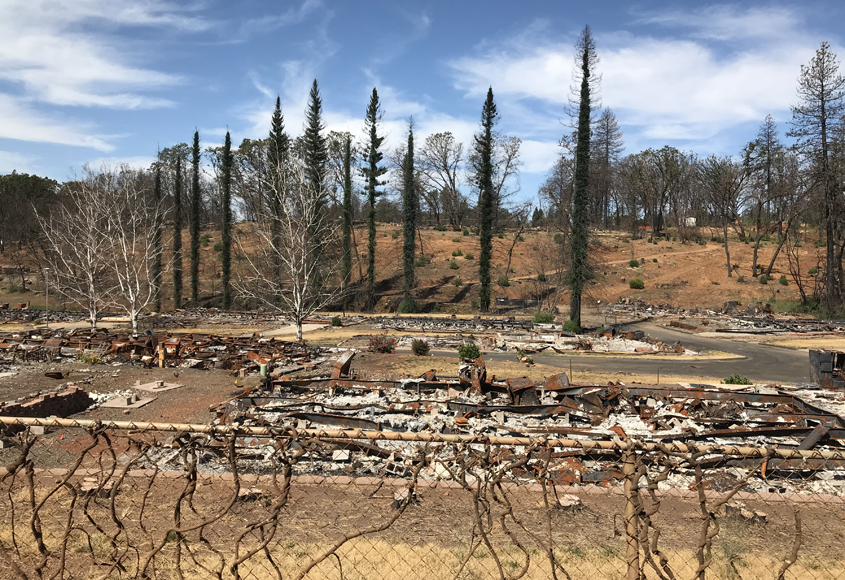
[623,443,640,580]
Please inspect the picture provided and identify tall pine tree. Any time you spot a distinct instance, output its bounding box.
[172,157,183,309]
[221,132,233,309]
[361,88,387,311]
[190,131,201,306]
[268,97,289,290]
[400,121,417,312]
[303,80,328,202]
[569,26,598,329]
[341,134,353,310]
[475,88,497,313]
[152,163,163,312]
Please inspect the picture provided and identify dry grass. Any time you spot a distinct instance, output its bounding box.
[767,336,845,350]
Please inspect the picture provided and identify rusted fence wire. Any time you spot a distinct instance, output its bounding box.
[1,417,843,580]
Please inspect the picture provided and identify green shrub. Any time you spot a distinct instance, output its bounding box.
[497,233,504,239]
[452,277,463,286]
[452,249,463,257]
[517,234,525,242]
[79,352,102,365]
[809,267,818,275]
[368,335,398,354]
[554,233,564,244]
[533,311,555,324]
[391,230,400,239]
[722,374,752,385]
[411,339,430,356]
[452,237,461,243]
[562,320,581,333]
[448,259,459,270]
[200,233,212,246]
[629,259,640,268]
[435,225,447,231]
[458,343,481,360]
[737,276,745,283]
[759,275,769,285]
[629,278,644,289]
[213,241,224,252]
[399,298,417,313]
[779,275,789,286]
[815,239,825,248]
[415,255,431,267]
[596,325,605,335]
[331,316,342,327]
[497,276,510,287]
[652,258,658,263]
[464,252,474,260]
[471,299,479,309]
[672,236,677,242]
[463,228,470,236]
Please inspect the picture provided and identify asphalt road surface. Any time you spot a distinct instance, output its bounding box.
[472,321,811,384]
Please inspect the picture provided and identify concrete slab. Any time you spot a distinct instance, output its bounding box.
[101,395,156,408]
[131,380,184,393]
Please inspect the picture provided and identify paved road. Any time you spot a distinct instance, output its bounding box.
[471,321,810,384]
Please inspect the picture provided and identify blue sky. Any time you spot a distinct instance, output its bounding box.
[1,1,843,199]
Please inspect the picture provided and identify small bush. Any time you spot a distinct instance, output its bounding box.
[79,352,102,365]
[464,252,474,260]
[435,225,447,231]
[399,298,417,313]
[368,334,398,354]
[737,276,746,283]
[463,228,470,236]
[537,272,547,282]
[411,339,430,356]
[452,249,463,257]
[448,259,459,270]
[779,275,789,286]
[809,267,819,275]
[759,275,769,285]
[497,275,510,287]
[554,233,564,244]
[200,233,212,246]
[722,374,753,385]
[533,311,555,324]
[497,233,504,239]
[391,230,400,239]
[452,277,463,286]
[471,299,479,309]
[517,234,525,242]
[652,258,658,263]
[562,319,581,333]
[629,259,640,268]
[452,237,461,243]
[415,255,431,267]
[672,236,677,242]
[458,343,481,360]
[213,241,224,252]
[629,278,644,289]
[331,316,342,327]
[596,325,605,335]
[815,239,825,248]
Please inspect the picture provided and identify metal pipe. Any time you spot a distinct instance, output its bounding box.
[2,416,845,460]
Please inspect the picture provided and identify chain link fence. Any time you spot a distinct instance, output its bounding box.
[1,417,843,579]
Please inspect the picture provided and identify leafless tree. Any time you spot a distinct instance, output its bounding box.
[37,168,116,329]
[418,132,464,228]
[696,155,750,277]
[100,167,167,333]
[235,166,341,341]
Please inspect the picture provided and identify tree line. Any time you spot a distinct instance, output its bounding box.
[2,31,845,330]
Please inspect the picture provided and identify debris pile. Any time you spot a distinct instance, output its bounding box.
[208,351,845,490]
[0,328,324,373]
[494,331,693,355]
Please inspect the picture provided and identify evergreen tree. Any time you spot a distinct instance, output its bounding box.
[268,97,289,289]
[789,42,845,307]
[221,131,233,309]
[303,80,328,202]
[475,88,498,313]
[152,163,163,312]
[361,88,387,311]
[190,131,201,305]
[172,156,183,309]
[341,134,353,309]
[400,121,417,312]
[569,26,599,329]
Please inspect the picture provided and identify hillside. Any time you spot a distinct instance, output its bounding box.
[0,223,822,315]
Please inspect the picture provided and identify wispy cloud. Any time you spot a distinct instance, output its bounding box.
[0,95,113,151]
[233,0,324,41]
[447,7,827,152]
[0,150,38,174]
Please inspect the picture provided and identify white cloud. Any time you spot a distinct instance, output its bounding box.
[234,0,323,41]
[0,95,113,151]
[446,7,829,151]
[88,155,157,170]
[0,151,38,174]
